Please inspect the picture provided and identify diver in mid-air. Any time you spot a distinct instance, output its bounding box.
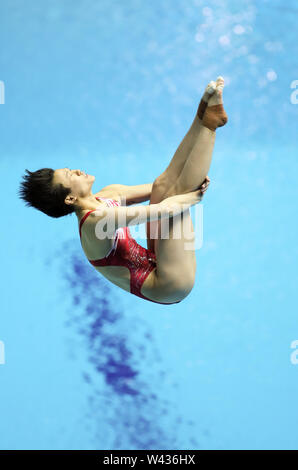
[19,76,228,304]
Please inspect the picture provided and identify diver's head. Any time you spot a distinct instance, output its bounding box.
[19,167,95,218]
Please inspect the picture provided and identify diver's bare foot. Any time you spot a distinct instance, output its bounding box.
[202,76,228,131]
[197,81,216,120]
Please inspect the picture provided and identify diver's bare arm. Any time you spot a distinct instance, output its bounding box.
[97,183,153,205]
[83,189,204,240]
[119,183,153,205]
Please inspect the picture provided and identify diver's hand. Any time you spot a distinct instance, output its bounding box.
[160,179,210,211]
[199,176,210,198]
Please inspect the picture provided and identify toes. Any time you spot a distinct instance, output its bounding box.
[216,75,224,85]
[205,80,216,95]
[205,77,225,107]
[216,88,223,98]
[216,76,225,94]
[200,80,217,109]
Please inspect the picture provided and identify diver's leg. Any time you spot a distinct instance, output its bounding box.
[147,78,227,252]
[148,80,217,205]
[162,78,227,197]
[141,208,197,303]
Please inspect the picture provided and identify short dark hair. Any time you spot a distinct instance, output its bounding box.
[18,168,76,218]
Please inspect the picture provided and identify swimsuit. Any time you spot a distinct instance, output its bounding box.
[79,196,181,305]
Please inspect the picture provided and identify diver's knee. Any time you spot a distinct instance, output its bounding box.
[152,172,168,193]
[164,272,195,298]
[179,279,195,299]
[168,280,194,303]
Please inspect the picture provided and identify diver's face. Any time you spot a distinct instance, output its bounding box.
[53,168,95,203]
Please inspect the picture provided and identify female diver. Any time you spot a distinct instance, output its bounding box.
[19,76,228,305]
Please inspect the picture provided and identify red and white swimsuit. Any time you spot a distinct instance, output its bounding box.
[79,196,180,305]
